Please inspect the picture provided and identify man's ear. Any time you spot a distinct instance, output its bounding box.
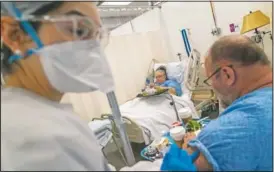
[221,66,235,86]
[1,16,31,54]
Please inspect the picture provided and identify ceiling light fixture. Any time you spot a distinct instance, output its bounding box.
[101,1,132,6]
[154,1,161,6]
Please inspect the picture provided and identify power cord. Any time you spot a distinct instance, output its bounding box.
[262,31,272,40]
[260,31,272,49]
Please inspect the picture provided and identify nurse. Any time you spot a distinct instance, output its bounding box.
[1,2,113,170]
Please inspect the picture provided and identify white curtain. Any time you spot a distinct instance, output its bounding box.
[61,30,172,121]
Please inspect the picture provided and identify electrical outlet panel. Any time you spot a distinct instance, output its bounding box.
[211,27,221,36]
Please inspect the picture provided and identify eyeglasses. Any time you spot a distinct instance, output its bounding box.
[16,15,110,47]
[203,64,233,86]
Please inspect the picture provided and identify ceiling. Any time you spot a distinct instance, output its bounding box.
[97,1,166,30]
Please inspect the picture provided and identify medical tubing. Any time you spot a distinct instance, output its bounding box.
[182,29,191,54]
[182,30,189,53]
[181,29,190,57]
[182,29,190,54]
[168,94,181,123]
[181,29,187,52]
[140,148,154,161]
[184,30,192,54]
[106,91,136,166]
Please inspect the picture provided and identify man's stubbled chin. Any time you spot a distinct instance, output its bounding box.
[213,89,232,109]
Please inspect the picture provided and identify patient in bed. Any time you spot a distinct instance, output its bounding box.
[150,66,182,96]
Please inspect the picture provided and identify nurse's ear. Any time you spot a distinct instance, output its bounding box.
[1,16,33,55]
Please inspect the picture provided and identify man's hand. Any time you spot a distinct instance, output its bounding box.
[161,144,198,171]
[182,133,213,171]
[182,132,197,149]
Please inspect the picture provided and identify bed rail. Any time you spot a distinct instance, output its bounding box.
[101,114,145,144]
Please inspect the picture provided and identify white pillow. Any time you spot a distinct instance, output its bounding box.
[166,61,185,83]
[153,63,167,71]
[154,61,186,83]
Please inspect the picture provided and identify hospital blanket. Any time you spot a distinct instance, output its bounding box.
[88,119,112,135]
[120,94,198,144]
[88,120,113,148]
[120,159,162,171]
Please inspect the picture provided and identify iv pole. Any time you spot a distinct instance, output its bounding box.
[106,91,136,166]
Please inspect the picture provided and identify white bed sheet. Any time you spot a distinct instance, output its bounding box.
[88,119,112,135]
[88,120,113,148]
[120,94,197,144]
[120,159,162,171]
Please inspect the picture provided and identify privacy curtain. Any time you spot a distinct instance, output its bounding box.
[61,30,172,121]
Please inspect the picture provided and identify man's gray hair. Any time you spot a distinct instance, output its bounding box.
[209,35,270,66]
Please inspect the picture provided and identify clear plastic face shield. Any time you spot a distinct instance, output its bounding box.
[5,14,110,64]
[1,2,109,46]
[20,15,110,46]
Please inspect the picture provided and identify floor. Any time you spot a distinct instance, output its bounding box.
[101,101,219,170]
[103,139,146,170]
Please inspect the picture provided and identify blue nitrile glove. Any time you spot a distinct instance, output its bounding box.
[160,144,199,171]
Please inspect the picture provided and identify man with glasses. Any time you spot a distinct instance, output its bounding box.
[182,35,272,171]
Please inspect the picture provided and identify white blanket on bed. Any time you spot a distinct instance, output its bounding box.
[120,94,197,144]
[120,159,162,171]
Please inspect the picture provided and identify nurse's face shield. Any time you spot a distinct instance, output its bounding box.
[17,15,110,47]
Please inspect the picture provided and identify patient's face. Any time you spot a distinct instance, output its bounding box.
[155,71,166,84]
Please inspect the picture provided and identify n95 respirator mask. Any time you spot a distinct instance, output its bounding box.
[38,40,114,93]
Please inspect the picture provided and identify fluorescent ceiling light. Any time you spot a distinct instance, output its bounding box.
[101,2,132,6]
[154,1,161,5]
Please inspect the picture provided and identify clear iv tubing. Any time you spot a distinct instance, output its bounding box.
[140,148,154,161]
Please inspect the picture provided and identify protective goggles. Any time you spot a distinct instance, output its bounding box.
[16,15,110,47]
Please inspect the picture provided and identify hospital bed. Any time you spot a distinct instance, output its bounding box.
[89,57,199,146]
[88,49,217,156]
[180,29,218,115]
[88,117,128,166]
[120,116,212,171]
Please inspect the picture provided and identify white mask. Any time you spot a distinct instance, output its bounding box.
[37,40,115,93]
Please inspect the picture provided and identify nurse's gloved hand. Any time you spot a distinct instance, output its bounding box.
[160,144,199,171]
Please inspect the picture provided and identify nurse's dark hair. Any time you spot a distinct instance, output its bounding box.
[1,2,64,75]
[209,35,270,66]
